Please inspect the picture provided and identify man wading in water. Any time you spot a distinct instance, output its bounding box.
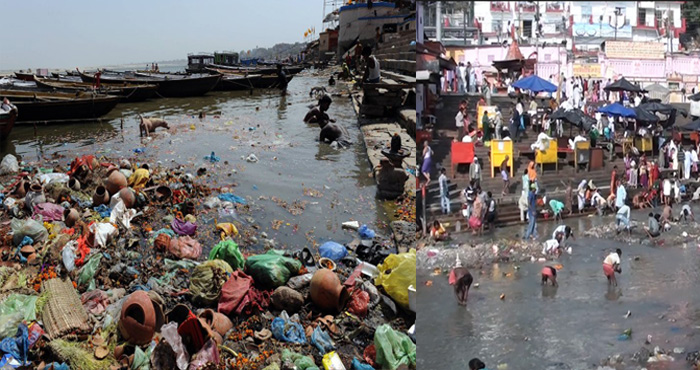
[603,248,622,286]
[449,257,473,306]
[276,64,288,95]
[303,94,335,128]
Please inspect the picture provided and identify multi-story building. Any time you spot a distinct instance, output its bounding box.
[423,1,685,52]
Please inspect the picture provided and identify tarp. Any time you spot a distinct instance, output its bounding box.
[512,75,557,93]
[598,103,637,118]
[604,77,644,92]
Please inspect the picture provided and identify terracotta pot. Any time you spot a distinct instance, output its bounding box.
[118,291,156,345]
[68,178,80,191]
[20,245,35,257]
[119,188,136,208]
[198,309,233,337]
[25,183,45,211]
[13,180,29,198]
[183,201,196,216]
[105,169,127,196]
[93,186,109,206]
[155,186,172,202]
[198,317,223,345]
[310,269,350,313]
[64,208,79,227]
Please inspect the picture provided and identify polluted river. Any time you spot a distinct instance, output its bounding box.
[418,212,700,370]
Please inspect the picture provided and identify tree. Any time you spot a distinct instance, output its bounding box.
[682,1,700,36]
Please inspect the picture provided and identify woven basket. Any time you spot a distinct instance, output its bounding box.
[41,278,91,339]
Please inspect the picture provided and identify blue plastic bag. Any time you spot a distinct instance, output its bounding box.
[218,193,247,205]
[0,324,28,365]
[310,326,335,354]
[319,241,347,261]
[43,363,69,370]
[352,358,375,370]
[271,313,306,344]
[93,204,111,218]
[204,151,220,162]
[358,224,376,239]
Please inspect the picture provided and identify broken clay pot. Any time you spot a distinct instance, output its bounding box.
[310,269,350,313]
[93,186,109,207]
[118,291,157,345]
[198,309,233,337]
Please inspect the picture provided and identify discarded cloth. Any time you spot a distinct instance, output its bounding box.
[172,217,197,236]
[209,239,245,270]
[128,168,150,189]
[168,236,202,260]
[218,270,270,315]
[189,260,233,306]
[32,203,65,222]
[93,204,111,218]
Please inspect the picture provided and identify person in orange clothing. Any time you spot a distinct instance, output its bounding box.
[527,161,538,193]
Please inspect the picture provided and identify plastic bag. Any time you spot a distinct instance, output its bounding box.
[218,270,270,315]
[351,358,374,370]
[319,241,348,261]
[61,242,77,272]
[209,239,245,270]
[0,324,29,365]
[245,250,302,289]
[11,217,47,246]
[202,197,221,209]
[217,208,238,224]
[172,217,197,236]
[347,290,370,317]
[0,295,38,324]
[109,200,137,228]
[322,352,346,370]
[90,222,117,248]
[37,173,69,185]
[311,326,335,355]
[0,154,19,175]
[215,222,238,238]
[78,253,102,287]
[168,236,202,260]
[271,311,306,344]
[358,225,376,239]
[374,249,416,309]
[32,203,64,222]
[188,339,219,370]
[373,324,416,370]
[189,260,233,306]
[218,193,247,205]
[161,322,189,370]
[281,349,319,370]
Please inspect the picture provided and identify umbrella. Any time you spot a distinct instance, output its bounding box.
[598,103,637,118]
[604,77,645,93]
[550,108,595,131]
[676,118,700,131]
[644,83,670,103]
[689,92,700,102]
[511,74,557,93]
[632,107,660,124]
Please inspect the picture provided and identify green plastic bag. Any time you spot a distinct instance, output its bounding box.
[78,254,102,288]
[0,294,38,338]
[209,239,245,270]
[281,349,319,370]
[189,259,233,306]
[374,249,416,309]
[374,324,416,370]
[245,250,302,289]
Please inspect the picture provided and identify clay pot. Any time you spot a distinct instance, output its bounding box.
[93,186,109,206]
[119,188,136,208]
[198,309,233,337]
[63,208,79,227]
[183,201,196,216]
[310,269,350,313]
[68,178,80,191]
[105,169,127,196]
[25,183,45,211]
[155,186,172,202]
[20,245,35,257]
[118,291,157,345]
[13,180,29,198]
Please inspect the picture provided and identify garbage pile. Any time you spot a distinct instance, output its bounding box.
[0,153,416,370]
[417,239,548,271]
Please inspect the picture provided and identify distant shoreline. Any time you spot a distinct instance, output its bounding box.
[0,60,188,75]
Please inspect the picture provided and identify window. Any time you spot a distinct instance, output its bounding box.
[580,4,592,23]
[655,10,663,26]
[668,10,674,27]
[638,7,646,26]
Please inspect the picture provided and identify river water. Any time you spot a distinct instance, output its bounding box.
[418,216,700,370]
[1,72,390,250]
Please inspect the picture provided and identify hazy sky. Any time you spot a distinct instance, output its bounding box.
[0,0,325,70]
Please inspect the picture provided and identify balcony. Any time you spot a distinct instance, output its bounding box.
[517,2,537,13]
[545,2,565,13]
[490,1,510,12]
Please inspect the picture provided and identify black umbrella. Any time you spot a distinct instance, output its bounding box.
[689,92,700,102]
[638,102,674,114]
[676,118,700,131]
[550,108,594,131]
[604,77,645,93]
[633,107,660,124]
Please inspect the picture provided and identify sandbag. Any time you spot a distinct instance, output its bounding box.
[11,218,48,247]
[189,260,233,306]
[374,249,416,309]
[0,154,19,175]
[208,240,245,270]
[373,324,416,370]
[218,270,270,315]
[245,250,302,289]
[168,236,202,260]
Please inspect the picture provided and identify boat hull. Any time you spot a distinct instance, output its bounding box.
[34,78,158,102]
[216,75,262,91]
[0,108,18,140]
[0,91,120,123]
[79,73,221,98]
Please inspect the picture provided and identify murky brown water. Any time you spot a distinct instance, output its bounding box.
[1,72,392,250]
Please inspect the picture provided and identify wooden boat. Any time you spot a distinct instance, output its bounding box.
[78,71,221,98]
[206,64,304,76]
[216,74,263,91]
[33,76,158,102]
[14,72,35,81]
[252,74,294,89]
[0,90,120,124]
[0,106,18,140]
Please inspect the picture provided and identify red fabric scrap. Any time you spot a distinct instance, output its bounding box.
[347,289,370,317]
[218,270,270,315]
[67,155,97,176]
[75,233,91,267]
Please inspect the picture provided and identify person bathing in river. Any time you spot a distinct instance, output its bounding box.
[643,212,661,239]
[303,95,335,128]
[449,257,473,306]
[603,249,622,287]
[681,204,695,222]
[541,265,558,286]
[542,233,564,257]
[552,224,575,247]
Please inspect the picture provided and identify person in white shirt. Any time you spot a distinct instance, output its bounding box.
[591,188,608,215]
[438,168,450,215]
[530,131,552,152]
[569,133,587,150]
[633,93,641,107]
[603,249,622,286]
[681,204,695,222]
[461,134,473,143]
[552,224,575,246]
[455,106,465,140]
[542,233,563,257]
[662,177,672,205]
[616,204,631,234]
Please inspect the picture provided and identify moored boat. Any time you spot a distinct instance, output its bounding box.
[0,105,18,140]
[0,90,120,124]
[14,72,35,81]
[78,71,221,98]
[33,76,158,102]
[217,74,262,91]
